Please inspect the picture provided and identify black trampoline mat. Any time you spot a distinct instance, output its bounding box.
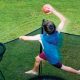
[29,75,65,80]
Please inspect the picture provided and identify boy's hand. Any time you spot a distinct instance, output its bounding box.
[19,36,24,40]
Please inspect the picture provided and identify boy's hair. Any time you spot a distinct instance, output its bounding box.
[42,19,56,34]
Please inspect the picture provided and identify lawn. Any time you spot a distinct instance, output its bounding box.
[0,0,80,80]
[0,0,80,43]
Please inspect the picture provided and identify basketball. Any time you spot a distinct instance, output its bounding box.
[42,4,50,13]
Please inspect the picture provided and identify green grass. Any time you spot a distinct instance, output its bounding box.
[0,0,80,43]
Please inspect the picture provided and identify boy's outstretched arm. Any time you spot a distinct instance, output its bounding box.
[43,4,67,33]
[19,34,40,41]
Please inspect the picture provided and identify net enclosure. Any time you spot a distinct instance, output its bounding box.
[0,28,80,80]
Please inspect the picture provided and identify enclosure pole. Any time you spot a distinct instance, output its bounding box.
[39,26,43,76]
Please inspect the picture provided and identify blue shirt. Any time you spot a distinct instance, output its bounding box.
[40,31,62,64]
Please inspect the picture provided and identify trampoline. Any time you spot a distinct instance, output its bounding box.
[29,75,65,80]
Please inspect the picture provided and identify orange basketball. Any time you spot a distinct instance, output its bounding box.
[42,4,50,13]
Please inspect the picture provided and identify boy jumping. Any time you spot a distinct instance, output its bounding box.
[19,4,80,75]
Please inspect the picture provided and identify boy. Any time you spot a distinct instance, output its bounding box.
[19,4,80,75]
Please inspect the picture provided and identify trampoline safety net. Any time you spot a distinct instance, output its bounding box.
[0,28,80,80]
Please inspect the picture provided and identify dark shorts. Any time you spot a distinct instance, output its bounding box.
[39,52,62,68]
[39,52,47,60]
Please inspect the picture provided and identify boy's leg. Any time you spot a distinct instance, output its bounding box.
[25,52,46,75]
[32,52,47,72]
[61,64,80,74]
[52,62,80,74]
[25,56,42,75]
[32,56,43,72]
